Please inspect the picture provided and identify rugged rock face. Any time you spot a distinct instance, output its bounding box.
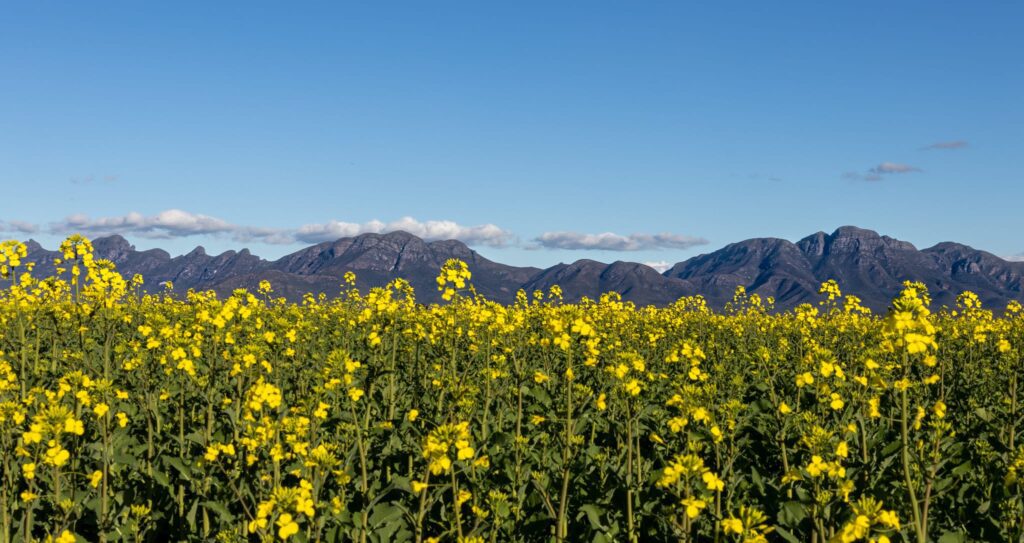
[664,226,1024,310]
[665,237,820,309]
[18,227,1024,311]
[264,232,540,303]
[521,260,695,306]
[23,231,539,305]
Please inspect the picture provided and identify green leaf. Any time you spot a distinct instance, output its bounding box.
[938,531,966,543]
[151,469,170,487]
[164,457,192,481]
[186,499,199,531]
[775,526,801,543]
[951,460,972,477]
[777,501,807,527]
[750,466,765,495]
[368,503,404,527]
[880,439,901,457]
[202,500,235,523]
[578,504,606,530]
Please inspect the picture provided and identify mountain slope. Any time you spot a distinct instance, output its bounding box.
[18,227,1024,311]
[665,226,1024,310]
[521,260,696,305]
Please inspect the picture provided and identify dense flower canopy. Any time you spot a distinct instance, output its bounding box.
[0,236,1022,542]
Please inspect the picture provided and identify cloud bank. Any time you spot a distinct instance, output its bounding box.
[534,231,708,251]
[6,210,708,254]
[2,210,514,248]
[295,218,514,247]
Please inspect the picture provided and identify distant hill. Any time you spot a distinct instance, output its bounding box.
[20,226,1024,311]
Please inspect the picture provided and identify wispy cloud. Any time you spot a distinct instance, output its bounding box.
[0,220,40,234]
[922,140,968,150]
[844,161,923,182]
[70,175,119,185]
[9,209,514,248]
[870,162,921,175]
[534,231,708,251]
[1005,254,1024,262]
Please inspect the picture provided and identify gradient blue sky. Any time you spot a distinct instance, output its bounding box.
[2,2,1022,268]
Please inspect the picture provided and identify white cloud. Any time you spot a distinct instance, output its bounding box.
[295,217,514,247]
[534,231,707,251]
[1005,254,1024,262]
[37,209,513,248]
[643,260,672,272]
[53,209,236,239]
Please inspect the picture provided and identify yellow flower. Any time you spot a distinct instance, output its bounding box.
[348,388,365,402]
[721,518,744,534]
[407,409,420,421]
[64,417,85,435]
[835,441,849,458]
[703,471,725,492]
[411,480,428,493]
[681,497,707,519]
[796,372,814,388]
[933,400,947,419]
[710,424,723,442]
[277,513,300,539]
[94,403,110,418]
[90,470,103,488]
[595,393,607,411]
[668,417,688,433]
[868,397,881,418]
[877,509,900,530]
[45,445,71,467]
[533,371,549,384]
[778,402,792,415]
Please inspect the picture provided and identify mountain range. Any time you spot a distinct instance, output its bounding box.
[19,226,1024,312]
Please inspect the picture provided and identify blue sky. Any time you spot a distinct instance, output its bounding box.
[2,2,1022,268]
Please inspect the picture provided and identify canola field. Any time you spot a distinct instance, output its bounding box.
[1,235,1023,543]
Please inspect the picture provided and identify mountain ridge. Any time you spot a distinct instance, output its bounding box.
[18,227,1024,311]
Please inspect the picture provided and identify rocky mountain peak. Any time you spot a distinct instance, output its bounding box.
[92,235,135,263]
[13,227,1024,311]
